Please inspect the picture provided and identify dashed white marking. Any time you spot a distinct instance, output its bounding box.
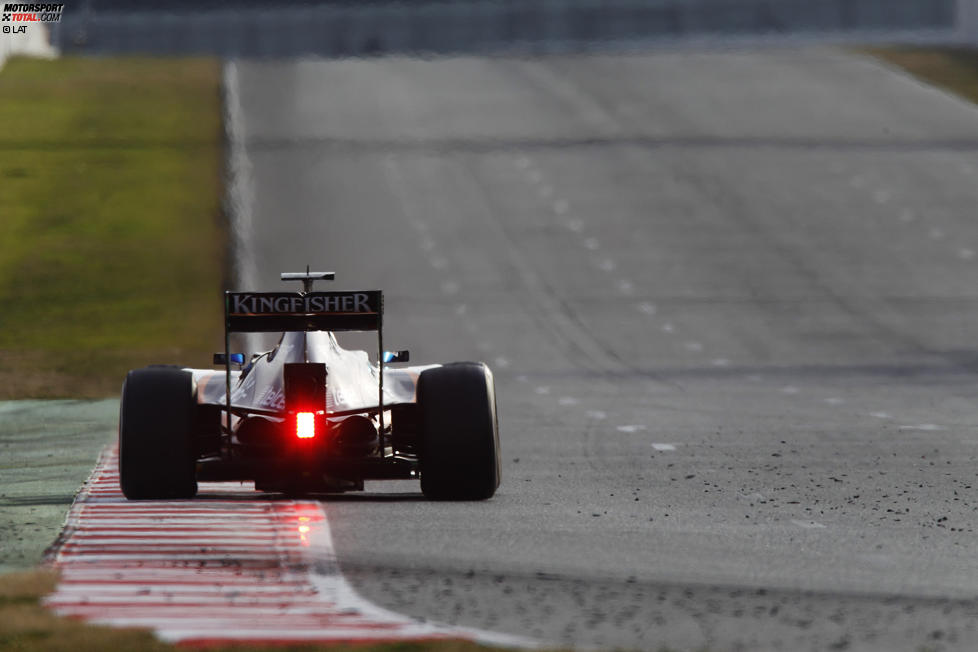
[455,304,468,316]
[440,280,460,295]
[419,236,436,252]
[651,443,676,451]
[553,199,569,215]
[899,209,916,223]
[824,397,845,406]
[616,102,639,116]
[617,425,646,433]
[959,248,976,260]
[711,358,731,367]
[528,169,543,183]
[849,175,865,188]
[429,256,448,270]
[868,411,890,419]
[515,156,530,170]
[741,491,767,502]
[596,259,616,272]
[873,190,891,204]
[584,237,600,250]
[534,386,551,395]
[586,410,607,420]
[683,341,703,352]
[616,279,634,295]
[516,375,529,383]
[636,302,657,316]
[566,217,584,232]
[662,323,675,333]
[558,396,579,406]
[898,424,946,431]
[493,357,510,369]
[539,184,554,199]
[781,385,799,395]
[791,520,827,530]
[929,228,945,240]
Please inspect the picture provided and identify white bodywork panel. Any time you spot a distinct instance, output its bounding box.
[193,331,438,414]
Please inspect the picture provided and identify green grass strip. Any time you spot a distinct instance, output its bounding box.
[0,57,226,398]
[0,570,533,652]
[864,46,978,106]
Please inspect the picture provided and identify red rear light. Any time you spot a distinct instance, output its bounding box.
[296,412,316,439]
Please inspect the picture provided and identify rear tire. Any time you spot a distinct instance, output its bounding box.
[119,367,198,499]
[418,362,500,500]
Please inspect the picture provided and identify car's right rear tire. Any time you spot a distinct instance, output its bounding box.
[417,362,500,500]
[119,367,198,500]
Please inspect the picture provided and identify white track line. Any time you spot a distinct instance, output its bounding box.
[223,61,256,291]
[223,61,260,354]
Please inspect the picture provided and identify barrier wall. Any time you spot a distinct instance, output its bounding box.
[51,0,965,58]
[0,24,57,70]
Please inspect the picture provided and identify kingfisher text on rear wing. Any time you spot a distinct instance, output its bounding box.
[226,291,382,333]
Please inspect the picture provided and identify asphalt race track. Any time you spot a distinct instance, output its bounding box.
[192,48,978,650]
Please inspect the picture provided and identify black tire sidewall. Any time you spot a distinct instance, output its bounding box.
[418,362,500,500]
[119,367,197,499]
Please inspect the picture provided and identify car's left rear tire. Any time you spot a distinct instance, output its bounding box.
[119,367,198,500]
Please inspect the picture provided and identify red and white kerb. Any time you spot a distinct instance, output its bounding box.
[44,447,532,647]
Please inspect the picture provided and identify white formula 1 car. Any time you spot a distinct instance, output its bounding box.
[118,270,500,500]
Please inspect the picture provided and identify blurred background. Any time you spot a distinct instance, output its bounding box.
[41,0,976,57]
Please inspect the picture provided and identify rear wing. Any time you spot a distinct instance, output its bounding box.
[225,291,382,333]
[219,277,393,441]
